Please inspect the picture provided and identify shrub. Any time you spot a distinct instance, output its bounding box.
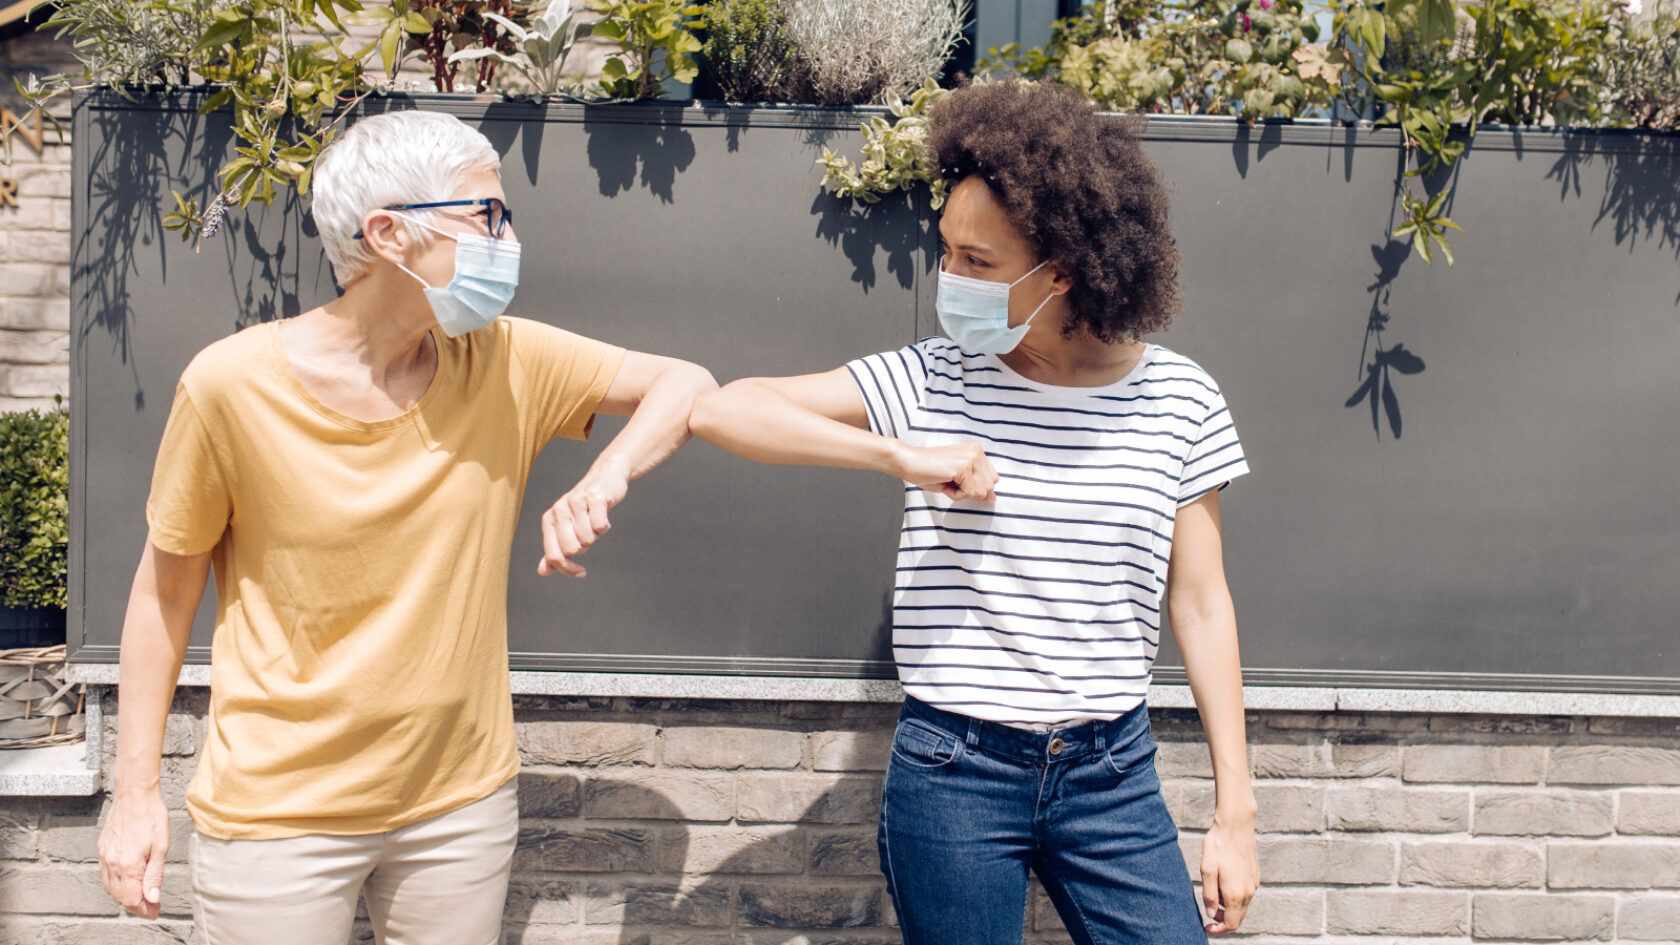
[983,0,1336,120]
[1602,0,1680,129]
[699,0,795,102]
[592,0,704,100]
[781,0,969,106]
[0,404,69,611]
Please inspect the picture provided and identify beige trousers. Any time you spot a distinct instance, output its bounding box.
[190,779,518,945]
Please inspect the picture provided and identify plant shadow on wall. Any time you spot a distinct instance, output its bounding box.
[476,102,551,189]
[1544,133,1680,304]
[1228,119,1288,179]
[227,187,323,331]
[76,98,235,411]
[810,189,937,297]
[583,105,697,204]
[1343,152,1446,442]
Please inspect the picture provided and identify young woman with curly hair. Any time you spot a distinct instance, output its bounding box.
[691,78,1258,943]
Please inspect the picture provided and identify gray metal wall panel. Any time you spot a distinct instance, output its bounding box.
[71,93,1680,691]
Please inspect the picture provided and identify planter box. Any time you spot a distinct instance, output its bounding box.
[68,91,1680,692]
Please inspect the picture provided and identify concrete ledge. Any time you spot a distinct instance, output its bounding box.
[63,664,1680,718]
[0,690,102,796]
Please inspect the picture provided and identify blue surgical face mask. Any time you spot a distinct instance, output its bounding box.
[935,258,1054,355]
[394,215,521,337]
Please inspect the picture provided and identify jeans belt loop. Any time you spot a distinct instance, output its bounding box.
[1095,732,1106,752]
[965,718,980,746]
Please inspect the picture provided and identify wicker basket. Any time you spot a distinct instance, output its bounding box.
[0,645,85,749]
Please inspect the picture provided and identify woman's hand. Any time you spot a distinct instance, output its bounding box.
[99,785,170,919]
[538,465,629,578]
[894,441,998,502]
[1200,807,1259,933]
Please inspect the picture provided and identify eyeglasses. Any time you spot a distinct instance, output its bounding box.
[352,198,514,239]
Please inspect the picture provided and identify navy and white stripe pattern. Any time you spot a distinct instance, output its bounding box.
[846,337,1248,726]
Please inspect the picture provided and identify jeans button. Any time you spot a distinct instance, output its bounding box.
[1048,737,1064,756]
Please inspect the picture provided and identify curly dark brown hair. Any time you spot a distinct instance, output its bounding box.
[928,79,1181,341]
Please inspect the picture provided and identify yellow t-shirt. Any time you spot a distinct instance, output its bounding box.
[146,316,625,840]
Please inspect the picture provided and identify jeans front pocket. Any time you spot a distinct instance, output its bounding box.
[1102,725,1160,779]
[891,718,961,769]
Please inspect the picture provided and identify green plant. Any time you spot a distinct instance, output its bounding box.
[8,0,444,249]
[1327,0,1627,262]
[698,0,794,102]
[1393,186,1463,265]
[0,403,69,611]
[982,0,1337,120]
[817,78,951,208]
[1601,0,1680,129]
[590,0,704,100]
[447,1,593,98]
[5,0,214,163]
[1335,0,1621,173]
[405,0,530,93]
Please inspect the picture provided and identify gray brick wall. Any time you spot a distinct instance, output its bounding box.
[3,691,1679,943]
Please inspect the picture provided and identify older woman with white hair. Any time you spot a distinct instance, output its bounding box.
[96,109,715,944]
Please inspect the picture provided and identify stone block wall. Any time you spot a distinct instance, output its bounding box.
[0,28,76,414]
[2,690,1679,943]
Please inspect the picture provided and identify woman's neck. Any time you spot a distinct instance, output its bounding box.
[1000,307,1145,387]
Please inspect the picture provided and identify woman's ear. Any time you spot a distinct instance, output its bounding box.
[1047,260,1076,296]
[360,209,409,265]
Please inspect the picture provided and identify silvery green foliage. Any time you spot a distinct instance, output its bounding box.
[447,2,594,97]
[42,0,212,89]
[783,0,969,105]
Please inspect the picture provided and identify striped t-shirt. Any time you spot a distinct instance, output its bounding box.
[846,337,1248,727]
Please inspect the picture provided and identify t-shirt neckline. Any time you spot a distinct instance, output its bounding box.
[268,320,448,433]
[981,343,1155,396]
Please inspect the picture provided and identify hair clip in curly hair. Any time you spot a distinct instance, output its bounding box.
[939,156,1004,195]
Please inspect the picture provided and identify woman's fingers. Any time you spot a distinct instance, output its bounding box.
[1202,853,1257,934]
[99,792,167,919]
[920,442,998,502]
[1202,862,1222,926]
[538,505,585,577]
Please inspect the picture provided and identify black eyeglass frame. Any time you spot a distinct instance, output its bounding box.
[351,198,513,239]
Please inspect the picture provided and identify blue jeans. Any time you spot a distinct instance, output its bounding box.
[877,697,1206,945]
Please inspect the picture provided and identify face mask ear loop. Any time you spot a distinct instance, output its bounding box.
[1009,259,1050,288]
[1022,291,1056,328]
[1012,260,1054,330]
[392,259,434,291]
[388,211,458,291]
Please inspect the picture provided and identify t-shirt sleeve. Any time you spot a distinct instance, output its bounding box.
[145,386,233,556]
[843,341,932,439]
[1177,385,1250,506]
[509,318,628,443]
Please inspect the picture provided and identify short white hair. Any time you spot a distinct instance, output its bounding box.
[311,110,502,287]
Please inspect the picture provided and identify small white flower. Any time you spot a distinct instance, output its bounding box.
[1623,0,1642,14]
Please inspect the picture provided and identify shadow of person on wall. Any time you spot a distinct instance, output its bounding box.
[600,709,901,945]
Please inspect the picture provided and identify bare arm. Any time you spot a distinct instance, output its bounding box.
[688,369,998,496]
[1167,489,1258,935]
[537,352,717,577]
[99,538,211,920]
